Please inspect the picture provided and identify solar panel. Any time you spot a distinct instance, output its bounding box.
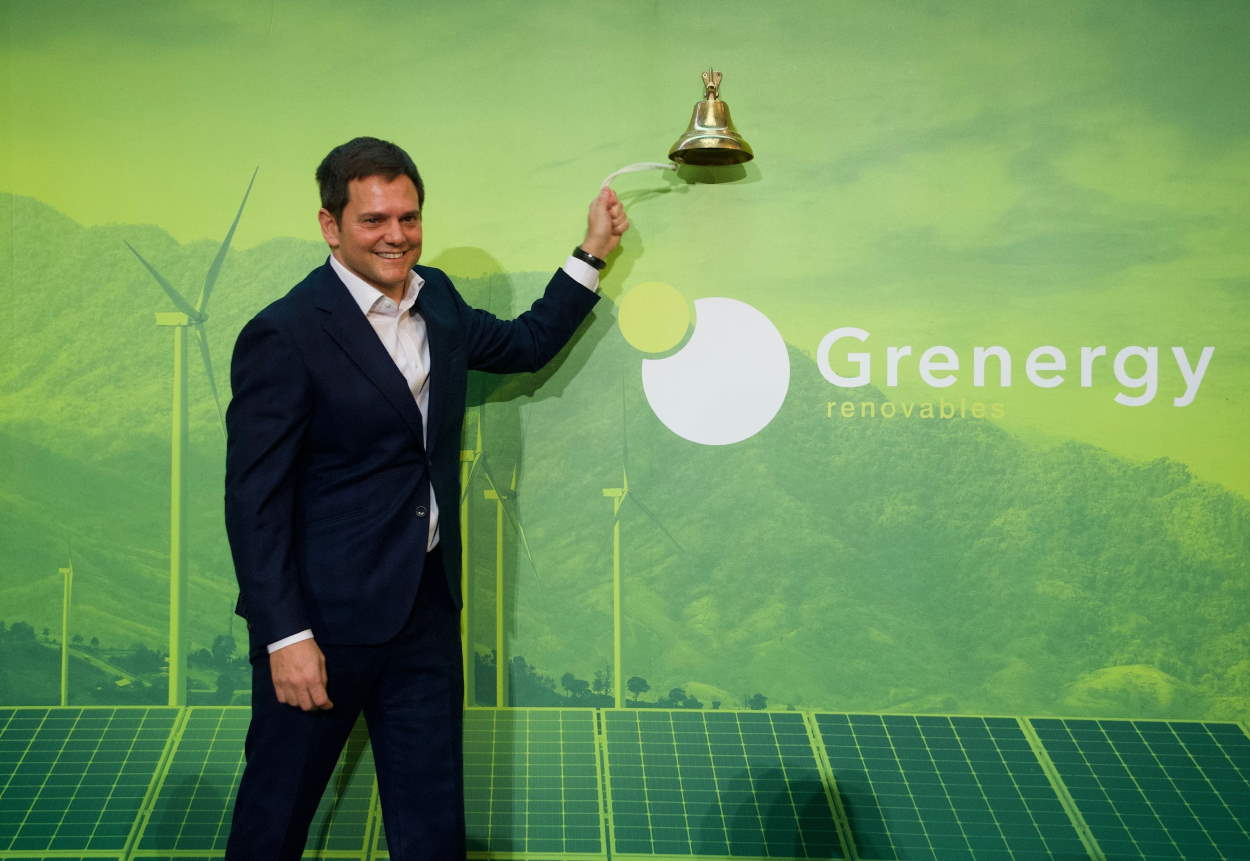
[814,713,1090,860]
[0,707,177,855]
[374,708,605,858]
[133,706,375,856]
[4,705,1248,861]
[1031,718,1250,860]
[602,709,842,859]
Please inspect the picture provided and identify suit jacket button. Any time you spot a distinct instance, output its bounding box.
[416,505,428,517]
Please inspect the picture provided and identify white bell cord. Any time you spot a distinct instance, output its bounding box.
[601,161,677,188]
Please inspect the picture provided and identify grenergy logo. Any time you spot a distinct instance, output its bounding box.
[618,283,789,445]
[617,284,1217,447]
[816,328,1215,407]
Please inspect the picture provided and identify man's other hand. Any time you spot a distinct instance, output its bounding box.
[269,638,334,711]
[581,187,629,259]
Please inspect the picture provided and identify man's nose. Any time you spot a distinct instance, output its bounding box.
[384,219,404,244]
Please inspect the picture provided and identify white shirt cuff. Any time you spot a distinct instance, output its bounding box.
[267,629,314,653]
[562,256,600,292]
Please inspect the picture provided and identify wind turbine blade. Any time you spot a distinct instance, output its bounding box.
[194,325,226,436]
[479,454,504,498]
[624,492,686,553]
[459,406,484,503]
[618,373,633,495]
[499,497,541,580]
[480,399,493,450]
[124,241,198,318]
[479,455,542,580]
[197,166,258,313]
[460,455,483,503]
[620,373,630,470]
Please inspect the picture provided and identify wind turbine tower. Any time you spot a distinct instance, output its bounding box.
[465,405,540,708]
[126,168,257,706]
[58,550,74,707]
[459,407,482,706]
[603,385,684,708]
[602,470,627,708]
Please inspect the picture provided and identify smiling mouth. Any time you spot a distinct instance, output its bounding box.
[375,251,406,259]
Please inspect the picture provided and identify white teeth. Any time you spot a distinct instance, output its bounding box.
[377,252,403,259]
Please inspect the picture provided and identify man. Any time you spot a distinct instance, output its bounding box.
[224,136,627,859]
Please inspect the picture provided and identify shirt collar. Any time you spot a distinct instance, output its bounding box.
[328,254,425,316]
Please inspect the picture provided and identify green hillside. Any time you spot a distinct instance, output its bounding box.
[2,194,1248,720]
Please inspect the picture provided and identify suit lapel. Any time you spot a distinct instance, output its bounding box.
[312,265,426,447]
[418,283,450,454]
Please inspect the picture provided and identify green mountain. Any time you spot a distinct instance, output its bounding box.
[2,193,1247,720]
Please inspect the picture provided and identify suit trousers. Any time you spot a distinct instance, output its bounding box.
[225,549,465,860]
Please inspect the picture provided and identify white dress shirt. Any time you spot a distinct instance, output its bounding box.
[268,254,599,653]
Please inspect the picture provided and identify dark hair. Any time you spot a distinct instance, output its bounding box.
[315,136,424,221]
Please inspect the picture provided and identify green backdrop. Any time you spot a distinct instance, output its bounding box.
[4,3,1250,859]
[2,0,1248,744]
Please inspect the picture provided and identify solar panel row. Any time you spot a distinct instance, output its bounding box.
[604,710,842,859]
[459,709,602,855]
[818,713,1090,860]
[1033,718,1250,861]
[1,707,1247,861]
[0,707,177,854]
[135,707,374,854]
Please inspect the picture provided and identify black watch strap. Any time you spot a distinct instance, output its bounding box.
[572,246,607,271]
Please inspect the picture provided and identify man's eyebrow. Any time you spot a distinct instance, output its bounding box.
[356,209,421,219]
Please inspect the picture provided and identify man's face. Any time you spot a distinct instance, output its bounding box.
[318,174,423,296]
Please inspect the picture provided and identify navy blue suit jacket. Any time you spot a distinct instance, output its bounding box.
[225,260,598,648]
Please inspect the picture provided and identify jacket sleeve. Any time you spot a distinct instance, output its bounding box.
[457,267,600,373]
[224,313,313,645]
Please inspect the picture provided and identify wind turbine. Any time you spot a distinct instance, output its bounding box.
[602,380,685,708]
[463,403,540,708]
[125,167,257,706]
[458,405,483,707]
[459,276,539,709]
[58,546,75,707]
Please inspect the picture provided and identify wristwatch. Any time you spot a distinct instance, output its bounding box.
[572,246,607,271]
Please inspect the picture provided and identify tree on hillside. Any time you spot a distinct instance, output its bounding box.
[745,692,768,710]
[215,672,241,705]
[509,656,562,706]
[657,687,688,708]
[593,666,612,697]
[561,672,591,700]
[211,634,237,666]
[627,676,650,703]
[474,651,497,706]
[126,642,162,675]
[654,687,703,709]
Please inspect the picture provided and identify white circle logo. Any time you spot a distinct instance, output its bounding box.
[618,284,790,446]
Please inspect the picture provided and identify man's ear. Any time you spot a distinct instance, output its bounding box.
[318,208,341,249]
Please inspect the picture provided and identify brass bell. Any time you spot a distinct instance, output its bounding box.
[668,69,754,166]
